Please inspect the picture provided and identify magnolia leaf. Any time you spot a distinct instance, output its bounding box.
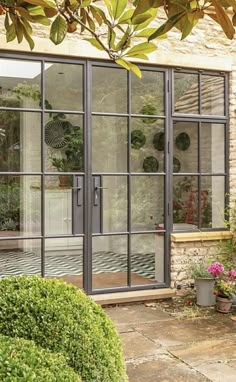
[50,15,67,45]
[126,42,156,55]
[125,53,149,60]
[16,19,24,43]
[212,0,235,39]
[115,27,131,50]
[6,23,16,43]
[132,0,161,18]
[80,0,92,8]
[103,0,113,18]
[21,16,33,35]
[85,38,104,50]
[135,27,157,37]
[108,28,116,49]
[31,15,50,25]
[148,11,186,40]
[118,9,134,24]
[115,58,142,78]
[134,8,158,31]
[115,58,131,70]
[110,0,127,20]
[132,12,153,25]
[22,24,35,50]
[26,5,45,16]
[24,0,56,9]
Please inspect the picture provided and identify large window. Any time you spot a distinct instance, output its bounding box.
[173,70,227,231]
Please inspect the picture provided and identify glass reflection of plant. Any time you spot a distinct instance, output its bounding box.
[140,95,162,124]
[0,178,20,232]
[173,177,193,223]
[0,107,20,172]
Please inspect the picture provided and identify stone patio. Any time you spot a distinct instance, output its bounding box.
[105,303,236,382]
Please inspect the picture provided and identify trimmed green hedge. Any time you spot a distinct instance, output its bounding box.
[0,276,127,382]
[0,335,81,381]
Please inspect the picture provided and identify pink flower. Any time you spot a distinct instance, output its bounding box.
[228,269,236,279]
[207,262,224,277]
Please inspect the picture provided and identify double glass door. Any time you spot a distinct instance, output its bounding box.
[0,57,168,294]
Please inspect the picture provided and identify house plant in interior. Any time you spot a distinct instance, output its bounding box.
[190,261,216,306]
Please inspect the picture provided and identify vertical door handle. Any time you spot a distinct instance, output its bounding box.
[72,177,83,206]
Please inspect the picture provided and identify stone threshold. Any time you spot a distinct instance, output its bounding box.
[91,288,175,306]
[171,231,232,242]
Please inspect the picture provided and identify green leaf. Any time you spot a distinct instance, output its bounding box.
[132,12,153,25]
[148,11,186,40]
[80,0,92,8]
[115,58,142,78]
[126,42,156,55]
[103,0,113,18]
[84,38,104,50]
[26,5,45,16]
[50,15,67,45]
[118,9,134,24]
[135,27,157,37]
[24,0,56,8]
[31,15,50,25]
[4,12,10,31]
[115,27,131,50]
[108,28,116,49]
[115,58,131,70]
[134,8,158,31]
[212,0,235,39]
[22,24,35,50]
[110,0,127,20]
[132,0,161,18]
[6,23,16,43]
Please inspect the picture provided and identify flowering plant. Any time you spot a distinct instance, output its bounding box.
[207,262,236,299]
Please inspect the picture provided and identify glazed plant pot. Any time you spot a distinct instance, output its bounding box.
[195,278,216,307]
[216,296,233,313]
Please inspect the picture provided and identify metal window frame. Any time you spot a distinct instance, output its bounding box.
[0,53,229,295]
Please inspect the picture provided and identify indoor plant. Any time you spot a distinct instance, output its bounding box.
[191,261,216,306]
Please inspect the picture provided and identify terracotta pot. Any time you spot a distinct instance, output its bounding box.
[216,296,233,313]
[58,175,71,188]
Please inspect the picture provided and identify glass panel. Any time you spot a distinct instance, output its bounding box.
[102,176,127,233]
[131,71,164,116]
[201,176,225,228]
[201,123,225,173]
[92,67,127,113]
[92,235,127,289]
[0,59,41,109]
[131,234,163,285]
[174,72,199,114]
[0,239,41,277]
[0,176,41,237]
[45,63,83,111]
[131,119,165,173]
[45,113,83,172]
[0,111,41,172]
[131,176,164,231]
[173,176,198,230]
[45,237,83,289]
[92,116,127,172]
[201,75,224,115]
[45,176,74,235]
[173,121,198,173]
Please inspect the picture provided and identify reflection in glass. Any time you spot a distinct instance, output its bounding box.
[102,176,127,233]
[201,75,224,115]
[174,72,199,114]
[173,176,198,229]
[131,176,164,231]
[131,234,163,285]
[92,116,128,172]
[45,176,73,235]
[0,59,41,109]
[201,176,225,228]
[0,176,41,237]
[45,114,83,172]
[201,123,225,173]
[0,111,41,172]
[92,67,127,113]
[45,63,83,111]
[92,235,127,289]
[131,119,165,172]
[131,71,164,116]
[173,121,198,173]
[0,239,41,277]
[45,237,83,289]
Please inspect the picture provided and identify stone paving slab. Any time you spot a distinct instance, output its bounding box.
[120,331,165,360]
[127,356,210,382]
[168,339,236,366]
[196,363,236,382]
[134,317,236,346]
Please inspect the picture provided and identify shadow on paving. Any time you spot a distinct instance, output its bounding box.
[105,303,236,382]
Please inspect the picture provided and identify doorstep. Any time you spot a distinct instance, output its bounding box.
[91,288,175,305]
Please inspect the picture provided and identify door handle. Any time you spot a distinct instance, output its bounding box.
[72,177,83,206]
[95,186,108,190]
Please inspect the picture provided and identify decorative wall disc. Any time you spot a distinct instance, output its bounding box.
[153,131,165,151]
[143,156,159,172]
[131,130,146,149]
[45,119,67,149]
[173,157,181,173]
[175,132,190,151]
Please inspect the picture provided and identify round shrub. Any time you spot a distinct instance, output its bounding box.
[0,276,127,382]
[0,335,81,382]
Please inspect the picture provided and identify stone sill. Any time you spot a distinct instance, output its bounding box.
[171,231,232,242]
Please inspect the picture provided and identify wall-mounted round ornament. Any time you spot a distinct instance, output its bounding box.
[45,119,68,149]
[173,157,181,173]
[175,132,190,151]
[131,130,146,149]
[143,156,159,172]
[153,131,165,151]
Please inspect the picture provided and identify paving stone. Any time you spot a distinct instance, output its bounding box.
[196,363,236,382]
[120,331,164,360]
[105,304,172,328]
[127,357,209,382]
[134,317,236,346]
[168,339,236,366]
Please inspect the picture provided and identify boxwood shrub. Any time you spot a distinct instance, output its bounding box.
[0,335,81,381]
[0,276,127,382]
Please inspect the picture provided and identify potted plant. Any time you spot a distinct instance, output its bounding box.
[191,261,216,306]
[214,268,236,313]
[49,157,72,187]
